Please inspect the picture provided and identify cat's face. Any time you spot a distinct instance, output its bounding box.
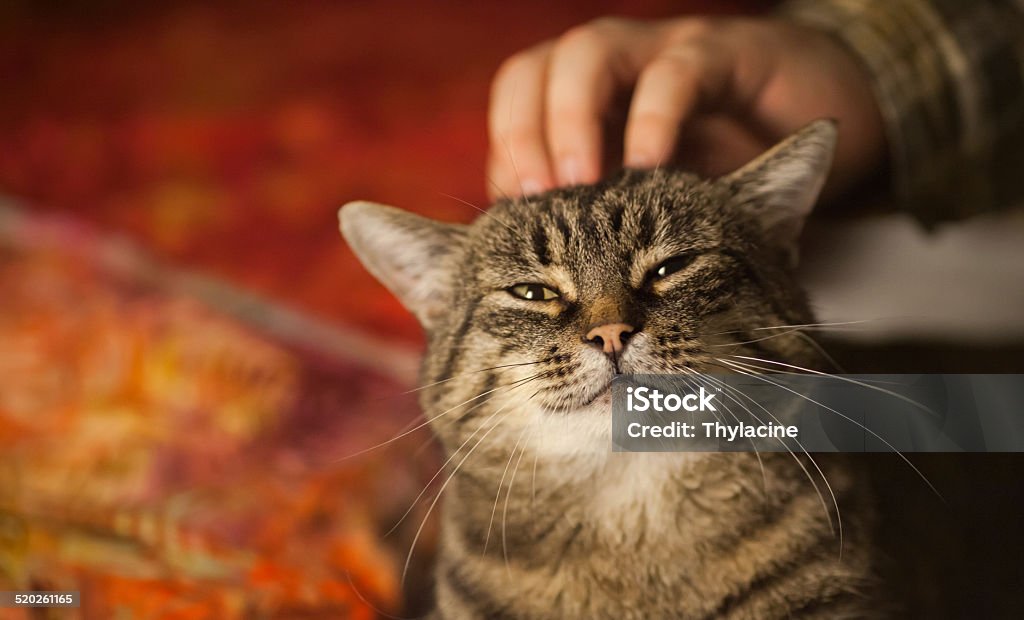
[341,120,835,455]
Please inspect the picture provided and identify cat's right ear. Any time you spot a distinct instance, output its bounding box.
[339,201,466,330]
[720,119,837,266]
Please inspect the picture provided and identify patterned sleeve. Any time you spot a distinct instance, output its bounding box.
[779,0,1024,225]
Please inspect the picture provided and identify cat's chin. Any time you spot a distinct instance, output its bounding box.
[540,381,614,414]
[582,384,614,408]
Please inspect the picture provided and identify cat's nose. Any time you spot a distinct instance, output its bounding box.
[585,323,635,355]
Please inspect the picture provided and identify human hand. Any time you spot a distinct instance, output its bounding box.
[487,16,885,201]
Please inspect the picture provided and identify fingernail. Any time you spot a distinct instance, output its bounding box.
[521,178,544,195]
[625,151,657,169]
[559,157,581,185]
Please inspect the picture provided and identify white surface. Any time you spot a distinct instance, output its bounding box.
[798,208,1024,344]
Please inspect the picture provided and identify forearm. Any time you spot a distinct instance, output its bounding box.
[781,0,1024,225]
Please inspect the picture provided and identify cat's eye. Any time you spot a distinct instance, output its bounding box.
[508,283,560,301]
[650,254,698,281]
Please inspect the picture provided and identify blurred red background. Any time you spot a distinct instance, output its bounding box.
[0,2,767,617]
[6,3,1024,618]
[0,0,758,345]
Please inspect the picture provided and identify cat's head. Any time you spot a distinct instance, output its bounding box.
[340,120,835,453]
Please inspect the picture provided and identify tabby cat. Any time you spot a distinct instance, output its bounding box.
[340,120,881,619]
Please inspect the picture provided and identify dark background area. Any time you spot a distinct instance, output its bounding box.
[829,341,1024,618]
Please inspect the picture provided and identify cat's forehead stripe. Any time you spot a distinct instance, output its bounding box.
[531,224,551,266]
[609,205,625,233]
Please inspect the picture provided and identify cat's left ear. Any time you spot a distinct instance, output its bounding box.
[721,119,837,265]
[340,201,466,330]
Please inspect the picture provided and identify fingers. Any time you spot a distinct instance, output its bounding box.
[487,17,750,199]
[624,48,716,169]
[488,43,555,200]
[544,24,642,188]
[487,20,654,200]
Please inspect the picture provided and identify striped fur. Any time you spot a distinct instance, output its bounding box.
[341,121,884,618]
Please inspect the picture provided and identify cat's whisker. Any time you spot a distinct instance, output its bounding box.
[348,361,550,463]
[334,366,549,464]
[530,441,540,510]
[384,371,555,538]
[427,365,564,437]
[342,569,417,620]
[409,371,542,461]
[483,421,532,556]
[725,355,940,420]
[748,319,881,332]
[684,372,768,497]
[697,368,842,553]
[331,414,438,465]
[498,81,537,209]
[682,373,725,426]
[793,331,845,372]
[385,397,512,540]
[396,362,552,455]
[717,358,944,502]
[410,423,445,460]
[402,377,543,585]
[439,191,524,238]
[502,414,536,577]
[699,319,880,339]
[401,359,548,396]
[708,325,809,348]
[485,173,513,203]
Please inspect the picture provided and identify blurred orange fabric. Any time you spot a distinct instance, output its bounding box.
[0,1,758,617]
